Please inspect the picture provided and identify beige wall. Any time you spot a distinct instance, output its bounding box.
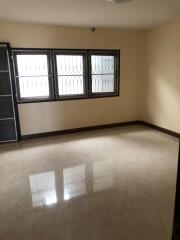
[0,21,144,135]
[1,21,179,135]
[141,20,180,133]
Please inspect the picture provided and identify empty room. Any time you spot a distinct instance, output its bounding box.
[0,0,180,239]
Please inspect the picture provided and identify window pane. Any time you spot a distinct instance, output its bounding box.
[58,76,83,95]
[16,55,50,99]
[91,55,115,93]
[19,76,49,98]
[56,55,84,96]
[92,74,114,93]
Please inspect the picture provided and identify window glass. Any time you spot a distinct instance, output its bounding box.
[56,55,84,96]
[91,55,115,93]
[16,54,50,99]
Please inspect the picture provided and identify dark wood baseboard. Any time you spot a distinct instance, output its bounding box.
[21,120,141,140]
[172,140,180,240]
[140,121,180,139]
[21,120,180,140]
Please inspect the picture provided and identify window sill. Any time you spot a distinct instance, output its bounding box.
[17,94,120,104]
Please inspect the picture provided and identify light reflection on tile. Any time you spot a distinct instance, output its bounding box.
[29,171,57,207]
[63,164,86,201]
[93,160,114,192]
[0,127,178,240]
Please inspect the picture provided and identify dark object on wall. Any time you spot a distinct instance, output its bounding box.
[0,43,20,143]
[172,140,180,240]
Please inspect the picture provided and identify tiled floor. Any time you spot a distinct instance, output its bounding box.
[0,126,179,240]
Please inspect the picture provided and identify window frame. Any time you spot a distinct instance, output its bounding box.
[12,48,120,103]
[53,50,88,100]
[12,49,54,103]
[88,50,120,98]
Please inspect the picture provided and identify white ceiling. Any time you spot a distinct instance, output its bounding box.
[0,0,180,29]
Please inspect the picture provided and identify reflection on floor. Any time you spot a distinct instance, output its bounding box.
[29,171,57,207]
[93,160,114,192]
[63,164,86,200]
[0,126,179,240]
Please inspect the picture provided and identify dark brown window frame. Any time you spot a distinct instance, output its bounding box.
[53,50,88,100]
[88,50,120,98]
[12,49,54,103]
[12,48,120,103]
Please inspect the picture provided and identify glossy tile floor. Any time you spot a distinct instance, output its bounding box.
[0,126,179,240]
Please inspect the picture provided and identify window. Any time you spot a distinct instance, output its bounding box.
[53,51,87,99]
[89,51,120,97]
[12,49,120,103]
[13,50,53,102]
